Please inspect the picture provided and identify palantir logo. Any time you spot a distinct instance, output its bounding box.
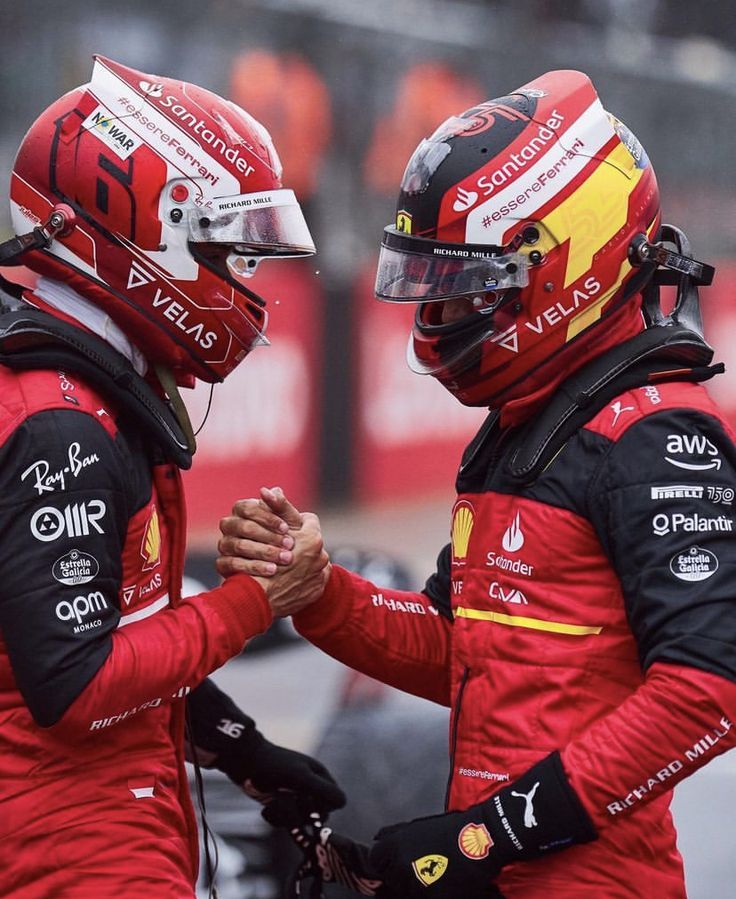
[502,512,524,552]
[453,186,479,213]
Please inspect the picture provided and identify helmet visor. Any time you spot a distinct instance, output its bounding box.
[187,189,316,256]
[375,226,529,302]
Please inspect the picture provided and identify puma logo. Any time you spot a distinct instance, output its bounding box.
[511,781,540,828]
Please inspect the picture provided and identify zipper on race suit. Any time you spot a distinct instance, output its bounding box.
[444,665,470,810]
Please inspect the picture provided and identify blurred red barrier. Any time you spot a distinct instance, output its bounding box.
[183,261,324,538]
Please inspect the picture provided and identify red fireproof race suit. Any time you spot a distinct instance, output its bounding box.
[0,362,272,898]
[294,379,736,898]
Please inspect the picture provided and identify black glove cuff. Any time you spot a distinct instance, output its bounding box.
[486,751,597,864]
[186,679,264,783]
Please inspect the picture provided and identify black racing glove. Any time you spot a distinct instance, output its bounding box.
[231,730,346,825]
[369,752,595,898]
[287,811,388,898]
[186,679,345,825]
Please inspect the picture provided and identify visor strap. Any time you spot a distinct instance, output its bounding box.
[154,364,197,456]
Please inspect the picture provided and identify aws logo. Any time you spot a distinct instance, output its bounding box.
[451,501,475,564]
[141,505,161,571]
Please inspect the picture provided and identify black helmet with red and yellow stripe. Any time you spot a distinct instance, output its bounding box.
[374,70,660,407]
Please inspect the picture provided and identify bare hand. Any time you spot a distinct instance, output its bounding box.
[218,487,299,578]
[217,487,331,617]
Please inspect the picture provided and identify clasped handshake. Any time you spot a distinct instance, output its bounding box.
[217,485,330,617]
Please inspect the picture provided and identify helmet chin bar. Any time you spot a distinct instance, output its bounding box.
[629,224,715,338]
[0,204,76,265]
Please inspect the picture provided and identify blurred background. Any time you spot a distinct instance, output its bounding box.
[3,0,736,896]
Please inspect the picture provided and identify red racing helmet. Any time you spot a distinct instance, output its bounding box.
[374,69,661,407]
[9,55,315,382]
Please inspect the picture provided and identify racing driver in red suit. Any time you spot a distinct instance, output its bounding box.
[218,70,736,898]
[0,57,342,898]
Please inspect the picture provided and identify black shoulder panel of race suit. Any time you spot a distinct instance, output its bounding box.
[0,407,150,725]
[0,306,193,469]
[422,543,453,621]
[586,407,736,682]
[508,323,720,485]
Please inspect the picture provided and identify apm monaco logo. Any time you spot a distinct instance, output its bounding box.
[670,546,719,582]
[502,512,524,552]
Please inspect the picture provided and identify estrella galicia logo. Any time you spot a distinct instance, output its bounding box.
[669,546,719,582]
[52,549,100,586]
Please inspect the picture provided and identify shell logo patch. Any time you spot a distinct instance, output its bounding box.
[141,505,161,571]
[458,822,493,859]
[411,854,448,886]
[451,501,475,563]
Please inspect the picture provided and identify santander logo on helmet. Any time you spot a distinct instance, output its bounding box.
[374,69,660,408]
[9,55,315,383]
